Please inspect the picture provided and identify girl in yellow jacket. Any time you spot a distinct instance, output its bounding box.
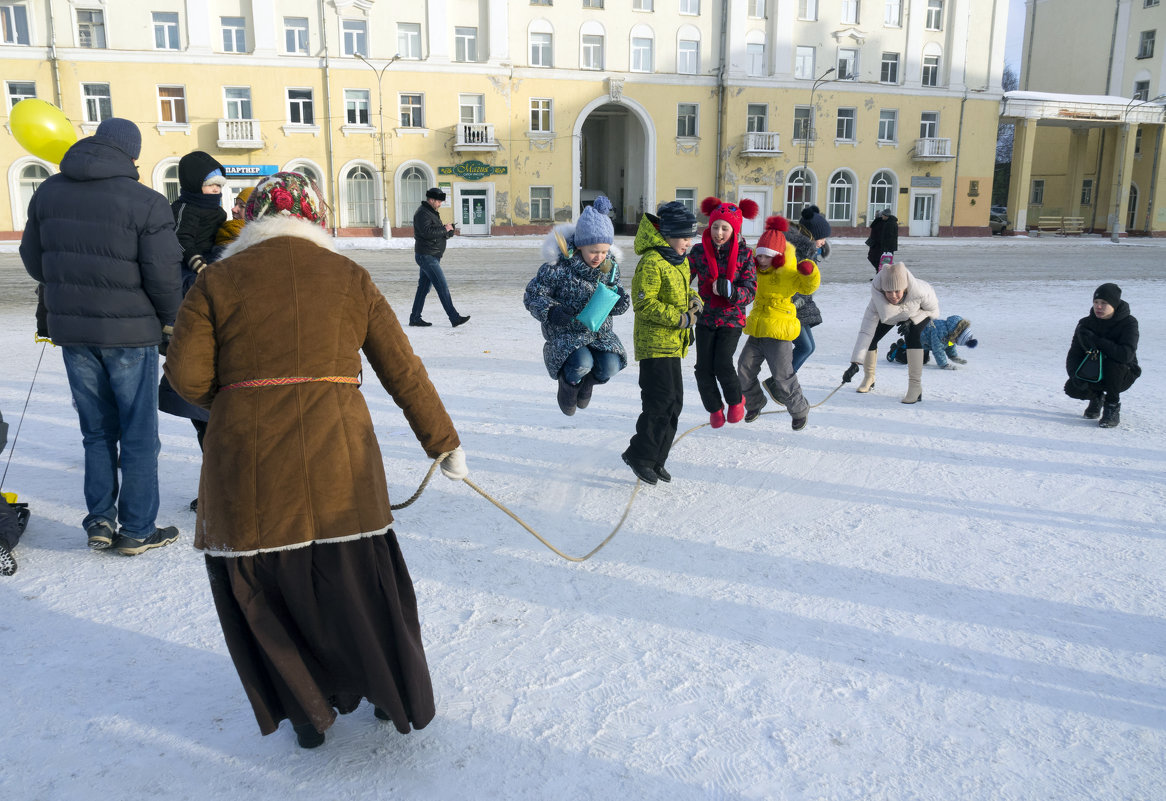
[736,216,821,430]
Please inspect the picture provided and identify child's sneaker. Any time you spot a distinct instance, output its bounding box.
[114,526,179,555]
[762,377,785,406]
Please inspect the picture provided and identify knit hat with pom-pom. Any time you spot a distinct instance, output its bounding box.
[799,204,831,240]
[699,196,759,281]
[754,215,789,263]
[574,194,615,248]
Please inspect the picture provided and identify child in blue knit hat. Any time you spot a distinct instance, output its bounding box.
[920,316,977,369]
[523,195,630,416]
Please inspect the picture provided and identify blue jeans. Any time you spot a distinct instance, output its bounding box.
[791,325,815,373]
[411,253,460,323]
[61,346,161,538]
[562,346,622,385]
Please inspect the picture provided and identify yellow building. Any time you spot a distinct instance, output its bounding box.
[2,0,1008,239]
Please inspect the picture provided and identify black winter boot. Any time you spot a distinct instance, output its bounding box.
[1098,402,1121,428]
[556,374,580,416]
[575,374,597,410]
[1083,396,1102,419]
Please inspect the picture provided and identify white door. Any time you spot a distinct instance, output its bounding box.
[459,190,489,236]
[909,192,935,237]
[739,187,769,239]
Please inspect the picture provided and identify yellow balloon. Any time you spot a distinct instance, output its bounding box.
[10,98,78,165]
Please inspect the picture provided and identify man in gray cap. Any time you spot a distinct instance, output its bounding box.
[20,117,184,555]
[410,187,469,327]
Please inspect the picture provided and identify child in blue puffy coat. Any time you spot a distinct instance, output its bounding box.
[920,315,976,369]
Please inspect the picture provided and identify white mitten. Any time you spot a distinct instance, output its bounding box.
[440,447,468,480]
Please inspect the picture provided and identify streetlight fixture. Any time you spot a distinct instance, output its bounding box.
[1111,93,1166,242]
[802,67,836,215]
[356,52,399,239]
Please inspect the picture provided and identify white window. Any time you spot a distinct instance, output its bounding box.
[158,86,186,124]
[77,9,106,49]
[925,0,943,31]
[530,187,552,221]
[342,19,367,57]
[153,12,179,50]
[827,172,855,222]
[224,86,252,120]
[1031,179,1044,205]
[836,108,855,141]
[785,168,812,219]
[345,89,370,125]
[678,40,699,74]
[795,46,815,79]
[287,88,314,125]
[162,164,179,203]
[1138,30,1155,59]
[880,52,900,84]
[1,3,30,45]
[746,43,765,77]
[345,166,377,227]
[583,0,604,7]
[878,109,897,142]
[838,48,857,80]
[6,80,36,109]
[631,37,653,72]
[922,54,940,87]
[677,103,698,137]
[582,34,604,69]
[676,188,696,213]
[530,98,552,132]
[18,163,50,225]
[634,0,654,9]
[798,0,817,20]
[1147,0,1161,7]
[399,93,423,127]
[750,0,766,18]
[398,23,421,59]
[459,93,484,124]
[869,170,896,215]
[221,16,246,53]
[82,83,111,123]
[746,103,768,132]
[531,32,552,67]
[455,27,477,62]
[919,111,939,139]
[1081,179,1093,206]
[841,0,858,25]
[680,0,699,13]
[398,165,427,225]
[1133,80,1150,101]
[793,106,812,141]
[884,0,901,26]
[284,17,308,54]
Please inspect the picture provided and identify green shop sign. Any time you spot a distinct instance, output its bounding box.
[438,160,508,181]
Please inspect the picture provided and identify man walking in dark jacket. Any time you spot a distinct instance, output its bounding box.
[410,187,469,327]
[20,118,183,555]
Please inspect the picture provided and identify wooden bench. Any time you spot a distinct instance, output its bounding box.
[1061,216,1085,234]
[1036,216,1064,234]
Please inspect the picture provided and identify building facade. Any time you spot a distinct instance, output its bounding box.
[2,0,1008,239]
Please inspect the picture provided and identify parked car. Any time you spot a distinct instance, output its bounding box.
[989,206,1008,235]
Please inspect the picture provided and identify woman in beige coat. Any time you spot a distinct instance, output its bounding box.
[845,262,939,404]
[165,172,467,749]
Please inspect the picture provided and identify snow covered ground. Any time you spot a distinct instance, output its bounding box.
[1,235,1163,801]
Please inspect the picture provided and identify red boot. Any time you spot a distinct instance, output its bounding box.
[726,400,745,424]
[709,408,725,428]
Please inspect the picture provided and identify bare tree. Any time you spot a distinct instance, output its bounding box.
[996,64,1019,164]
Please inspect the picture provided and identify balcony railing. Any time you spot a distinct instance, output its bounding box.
[217,118,263,149]
[912,137,954,161]
[741,130,781,155]
[455,122,499,151]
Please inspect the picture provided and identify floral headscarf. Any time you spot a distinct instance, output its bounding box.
[244,171,328,227]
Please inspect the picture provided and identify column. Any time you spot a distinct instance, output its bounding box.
[1065,128,1088,217]
[1006,117,1037,232]
[487,0,509,62]
[427,0,448,63]
[1108,122,1139,238]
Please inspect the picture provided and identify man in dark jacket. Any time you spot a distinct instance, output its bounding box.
[20,118,183,555]
[865,209,898,272]
[409,187,469,327]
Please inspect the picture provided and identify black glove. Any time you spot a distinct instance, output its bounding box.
[159,325,173,357]
[1077,328,1097,350]
[896,320,911,336]
[842,363,859,383]
[547,304,575,327]
[714,277,733,298]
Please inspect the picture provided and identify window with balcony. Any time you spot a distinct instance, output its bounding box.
[158,86,186,124]
[399,93,423,128]
[792,106,812,141]
[746,103,768,132]
[531,31,553,67]
[77,9,106,48]
[795,46,815,79]
[6,80,35,109]
[530,187,552,222]
[677,103,697,137]
[925,0,943,30]
[746,43,765,77]
[82,83,112,123]
[919,111,938,139]
[342,19,367,57]
[878,109,897,142]
[841,0,858,25]
[827,172,855,222]
[285,17,308,54]
[798,0,817,19]
[880,52,899,83]
[345,166,377,227]
[531,98,552,132]
[1031,179,1044,205]
[287,88,314,125]
[678,40,699,74]
[921,54,940,87]
[1,3,30,45]
[838,48,857,79]
[224,86,252,119]
[1138,30,1155,59]
[676,188,696,213]
[869,170,896,215]
[398,23,421,59]
[459,93,484,125]
[153,12,179,50]
[836,108,855,141]
[221,17,246,52]
[1133,80,1150,101]
[345,89,370,125]
[884,0,901,26]
[456,27,478,61]
[631,37,653,72]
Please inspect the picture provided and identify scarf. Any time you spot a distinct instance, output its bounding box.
[178,189,224,210]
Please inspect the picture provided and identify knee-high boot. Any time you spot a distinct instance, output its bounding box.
[856,350,878,393]
[901,348,924,404]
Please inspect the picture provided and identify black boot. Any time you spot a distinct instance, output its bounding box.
[556,374,580,416]
[294,723,325,749]
[575,374,597,410]
[1083,396,1102,419]
[1098,402,1121,428]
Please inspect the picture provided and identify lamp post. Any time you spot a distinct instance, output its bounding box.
[356,53,399,239]
[802,67,836,214]
[1111,93,1166,242]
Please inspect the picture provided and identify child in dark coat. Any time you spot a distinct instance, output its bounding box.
[1064,283,1140,428]
[172,150,228,292]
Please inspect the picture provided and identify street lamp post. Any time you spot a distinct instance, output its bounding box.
[356,53,399,239]
[802,67,836,215]
[1111,93,1166,242]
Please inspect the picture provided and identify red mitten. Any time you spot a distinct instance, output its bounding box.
[797,259,816,276]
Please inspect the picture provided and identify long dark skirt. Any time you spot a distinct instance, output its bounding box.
[205,529,435,737]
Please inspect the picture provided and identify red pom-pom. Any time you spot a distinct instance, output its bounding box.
[700,196,721,216]
[766,215,789,233]
[797,259,816,276]
[739,198,759,220]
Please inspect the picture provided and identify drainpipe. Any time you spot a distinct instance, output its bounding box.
[46,0,62,106]
[949,91,967,231]
[714,0,728,198]
[1104,0,1120,94]
[318,0,338,236]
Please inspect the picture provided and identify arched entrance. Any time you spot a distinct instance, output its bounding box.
[573,94,654,234]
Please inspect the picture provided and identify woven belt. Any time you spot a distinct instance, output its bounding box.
[220,375,361,391]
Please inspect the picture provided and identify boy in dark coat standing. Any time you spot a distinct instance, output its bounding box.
[1064,283,1140,428]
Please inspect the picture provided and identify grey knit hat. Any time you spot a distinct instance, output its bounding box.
[95,118,141,160]
[574,195,615,247]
